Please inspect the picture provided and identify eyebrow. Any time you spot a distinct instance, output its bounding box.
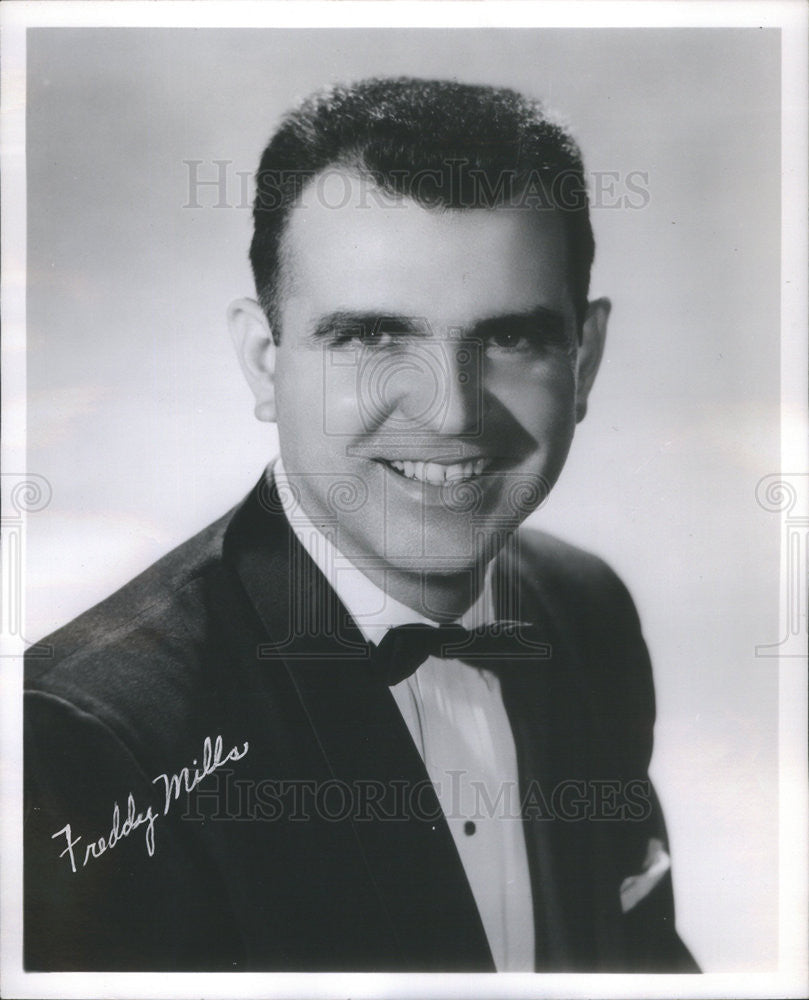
[310,306,569,342]
[311,312,428,341]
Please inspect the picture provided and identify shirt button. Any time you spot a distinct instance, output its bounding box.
[464,821,476,836]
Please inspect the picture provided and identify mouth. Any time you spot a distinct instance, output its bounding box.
[379,457,493,485]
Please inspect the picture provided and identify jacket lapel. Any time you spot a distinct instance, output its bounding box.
[224,475,494,971]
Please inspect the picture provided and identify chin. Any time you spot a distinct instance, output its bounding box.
[401,534,511,577]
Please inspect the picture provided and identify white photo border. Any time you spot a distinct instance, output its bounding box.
[1,2,806,998]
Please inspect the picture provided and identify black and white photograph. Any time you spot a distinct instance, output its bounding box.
[1,2,806,998]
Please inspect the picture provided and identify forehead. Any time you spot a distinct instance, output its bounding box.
[279,170,574,331]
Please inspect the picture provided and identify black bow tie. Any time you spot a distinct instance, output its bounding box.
[372,621,549,687]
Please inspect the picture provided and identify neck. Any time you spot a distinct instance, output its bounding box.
[357,562,489,623]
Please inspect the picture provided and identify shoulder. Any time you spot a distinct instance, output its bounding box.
[24,503,245,759]
[510,525,641,628]
[27,505,233,668]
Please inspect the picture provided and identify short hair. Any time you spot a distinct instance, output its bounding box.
[250,77,595,336]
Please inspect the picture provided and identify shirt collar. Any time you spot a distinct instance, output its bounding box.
[272,458,495,646]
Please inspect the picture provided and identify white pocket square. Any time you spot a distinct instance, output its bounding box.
[620,837,671,913]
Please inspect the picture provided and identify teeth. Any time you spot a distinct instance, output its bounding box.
[384,458,491,484]
[424,463,444,485]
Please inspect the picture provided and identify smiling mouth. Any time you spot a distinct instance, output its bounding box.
[380,457,492,484]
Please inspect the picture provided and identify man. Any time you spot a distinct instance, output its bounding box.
[24,77,697,972]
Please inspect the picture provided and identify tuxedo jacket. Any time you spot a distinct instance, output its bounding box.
[24,475,698,972]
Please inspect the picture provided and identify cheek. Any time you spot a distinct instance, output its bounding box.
[276,354,365,450]
[274,357,320,454]
[498,363,577,438]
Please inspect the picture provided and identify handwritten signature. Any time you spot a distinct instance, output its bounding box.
[51,735,249,873]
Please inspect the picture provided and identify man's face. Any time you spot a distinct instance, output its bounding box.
[268,171,598,588]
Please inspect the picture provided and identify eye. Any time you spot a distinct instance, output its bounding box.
[328,327,395,349]
[487,331,527,351]
[484,330,539,355]
[482,319,572,357]
[358,327,396,347]
[330,320,410,349]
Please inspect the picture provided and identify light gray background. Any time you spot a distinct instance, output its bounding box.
[26,27,781,972]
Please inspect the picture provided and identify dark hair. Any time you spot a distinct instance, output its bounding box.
[250,77,594,336]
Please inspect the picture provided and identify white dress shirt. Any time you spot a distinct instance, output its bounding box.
[274,461,535,970]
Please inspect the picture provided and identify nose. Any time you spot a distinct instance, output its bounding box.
[374,337,483,436]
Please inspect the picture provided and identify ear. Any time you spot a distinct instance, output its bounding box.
[227,297,277,423]
[575,297,610,423]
